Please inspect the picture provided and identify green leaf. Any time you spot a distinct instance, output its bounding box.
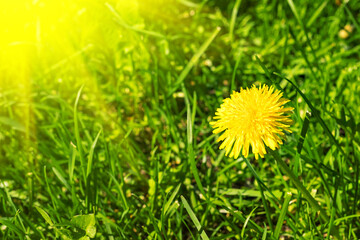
[0,116,25,132]
[70,214,96,238]
[35,206,54,226]
[52,167,71,190]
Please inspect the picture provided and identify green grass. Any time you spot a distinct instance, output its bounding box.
[1,0,360,239]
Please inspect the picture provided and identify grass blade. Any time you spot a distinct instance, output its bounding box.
[306,1,329,28]
[241,207,257,238]
[231,51,242,92]
[169,27,221,96]
[344,4,360,32]
[261,224,267,240]
[87,129,102,177]
[74,85,85,182]
[35,206,54,226]
[273,72,346,157]
[0,116,26,132]
[52,167,71,191]
[287,0,323,80]
[163,184,182,216]
[105,3,166,39]
[181,195,209,240]
[183,85,207,199]
[297,111,311,154]
[69,144,77,183]
[274,192,292,239]
[229,0,242,42]
[243,157,280,204]
[0,218,25,237]
[270,150,330,223]
[242,157,284,233]
[108,172,129,210]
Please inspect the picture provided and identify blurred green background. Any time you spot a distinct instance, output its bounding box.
[0,0,359,239]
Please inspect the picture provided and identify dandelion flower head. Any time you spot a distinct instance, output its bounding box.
[210,84,293,159]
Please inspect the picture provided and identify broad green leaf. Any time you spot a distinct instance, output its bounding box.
[35,206,54,226]
[0,116,25,132]
[71,214,96,238]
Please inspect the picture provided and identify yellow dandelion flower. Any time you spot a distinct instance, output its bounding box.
[210,84,293,159]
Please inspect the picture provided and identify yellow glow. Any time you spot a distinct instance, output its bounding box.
[0,0,145,155]
[0,0,152,86]
[0,0,179,168]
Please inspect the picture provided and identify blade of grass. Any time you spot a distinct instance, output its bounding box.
[273,72,346,157]
[0,116,26,132]
[150,155,159,213]
[219,204,265,235]
[306,1,329,28]
[343,4,360,32]
[181,195,209,240]
[169,27,221,97]
[148,208,166,240]
[229,0,242,42]
[183,84,207,199]
[0,218,25,238]
[261,224,268,240]
[258,183,274,232]
[163,184,182,216]
[333,214,360,225]
[243,156,307,238]
[108,172,129,210]
[288,28,317,81]
[105,3,166,38]
[241,207,257,238]
[297,111,311,154]
[85,128,102,212]
[287,0,324,80]
[87,128,102,177]
[279,26,289,70]
[231,50,242,92]
[243,157,280,204]
[327,201,336,240]
[69,145,77,184]
[216,157,243,176]
[52,167,71,191]
[243,157,274,231]
[274,192,292,238]
[35,206,54,227]
[255,55,282,91]
[191,91,197,131]
[43,166,58,214]
[352,143,360,215]
[74,85,85,182]
[272,151,340,238]
[270,150,330,223]
[19,213,45,239]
